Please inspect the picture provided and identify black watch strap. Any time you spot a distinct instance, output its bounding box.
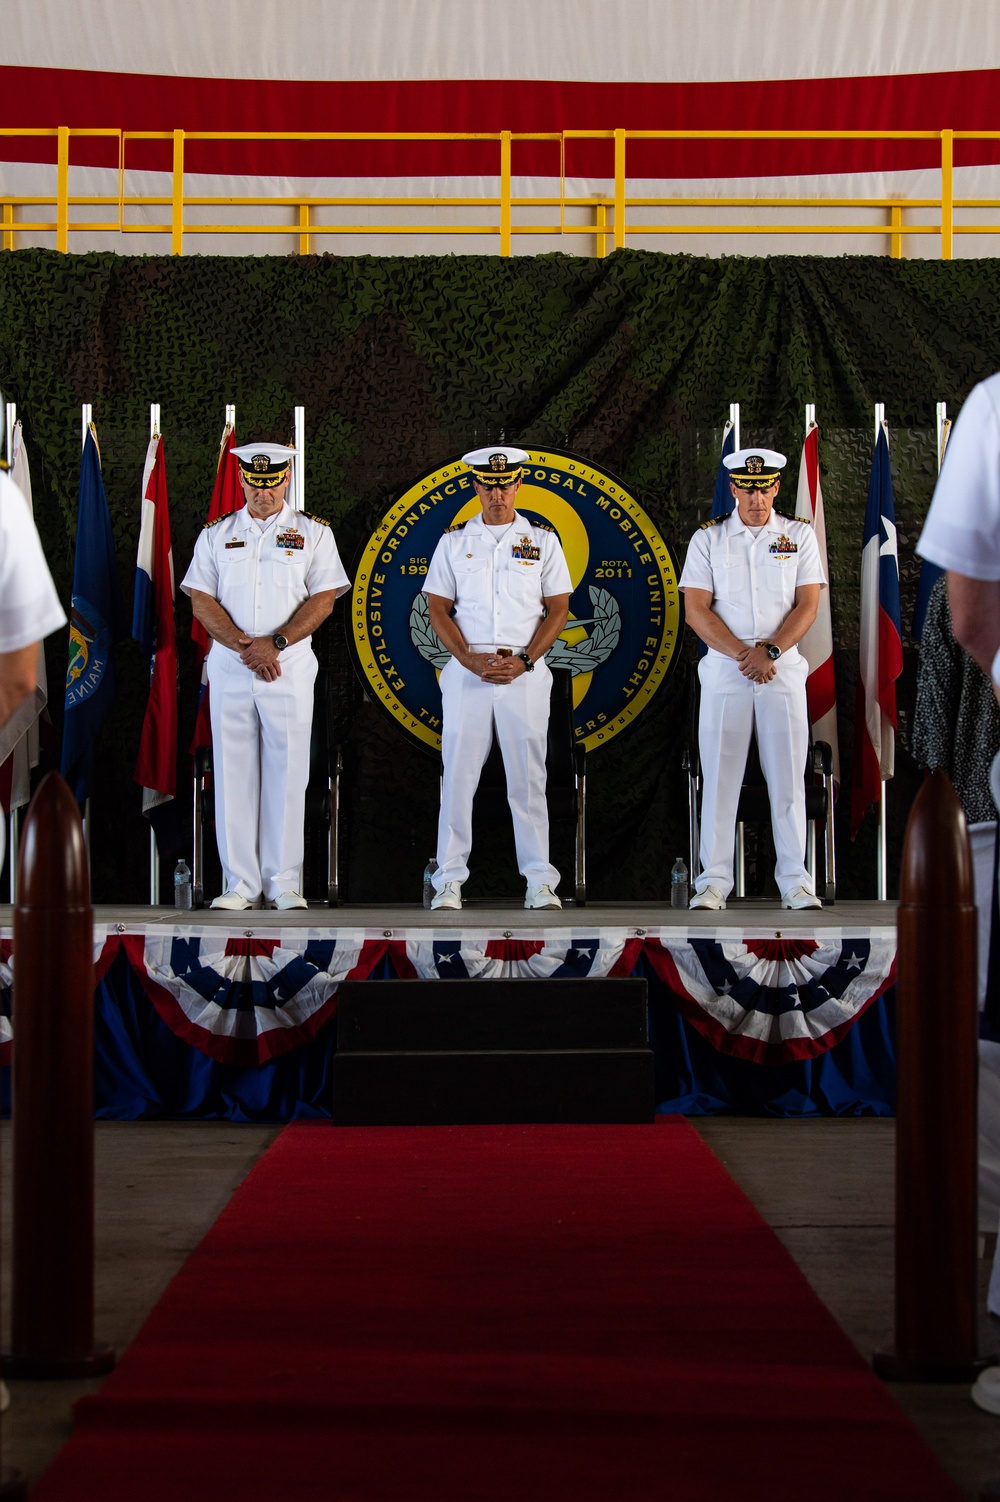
[517,652,534,672]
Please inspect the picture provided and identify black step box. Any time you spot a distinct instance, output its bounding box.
[332,978,653,1126]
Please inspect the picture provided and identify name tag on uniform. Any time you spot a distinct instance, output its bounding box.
[769,534,797,555]
[224,540,245,549]
[276,530,305,552]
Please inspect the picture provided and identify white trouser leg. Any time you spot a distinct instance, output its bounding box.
[696,655,754,898]
[256,649,317,901]
[207,648,263,901]
[435,659,496,888]
[753,654,811,896]
[493,661,559,887]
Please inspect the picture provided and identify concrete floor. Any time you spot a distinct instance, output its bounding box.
[1,1118,998,1498]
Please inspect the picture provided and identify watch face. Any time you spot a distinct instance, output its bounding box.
[767,644,781,660]
[274,634,288,651]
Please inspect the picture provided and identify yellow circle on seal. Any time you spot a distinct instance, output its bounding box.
[350,448,681,755]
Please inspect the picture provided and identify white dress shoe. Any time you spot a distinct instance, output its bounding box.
[781,887,823,910]
[689,886,726,911]
[272,892,308,911]
[431,881,463,911]
[525,884,562,910]
[210,891,257,911]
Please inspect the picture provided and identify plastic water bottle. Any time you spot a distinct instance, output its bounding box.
[670,857,689,909]
[173,859,193,910]
[422,857,438,908]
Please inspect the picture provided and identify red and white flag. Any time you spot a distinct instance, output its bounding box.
[132,433,177,817]
[190,422,242,753]
[793,422,840,785]
[0,424,49,813]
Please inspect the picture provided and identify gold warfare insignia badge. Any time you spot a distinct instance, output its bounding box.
[350,447,681,755]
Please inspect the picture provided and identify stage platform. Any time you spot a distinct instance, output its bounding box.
[0,899,899,1122]
[0,896,897,933]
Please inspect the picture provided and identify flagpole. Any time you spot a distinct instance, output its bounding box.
[936,401,950,472]
[875,402,887,901]
[4,402,15,898]
[293,406,305,513]
[803,403,817,884]
[80,404,92,856]
[729,402,740,452]
[148,404,161,906]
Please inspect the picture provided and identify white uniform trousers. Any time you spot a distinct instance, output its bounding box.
[206,645,317,902]
[695,651,812,900]
[434,655,559,890]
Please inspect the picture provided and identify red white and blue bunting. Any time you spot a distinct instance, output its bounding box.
[0,925,896,1068]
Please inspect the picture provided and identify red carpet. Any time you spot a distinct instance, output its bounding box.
[33,1120,960,1501]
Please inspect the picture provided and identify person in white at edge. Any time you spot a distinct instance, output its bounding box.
[916,370,1000,1419]
[423,446,572,911]
[0,468,66,875]
[678,448,825,912]
[181,443,349,911]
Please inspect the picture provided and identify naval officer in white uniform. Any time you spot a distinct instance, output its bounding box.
[424,446,572,911]
[679,448,825,911]
[181,443,349,911]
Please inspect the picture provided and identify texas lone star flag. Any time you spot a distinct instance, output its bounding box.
[132,432,177,813]
[794,423,840,785]
[850,421,902,838]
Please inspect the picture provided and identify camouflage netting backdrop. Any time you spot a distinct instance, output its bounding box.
[1,247,998,903]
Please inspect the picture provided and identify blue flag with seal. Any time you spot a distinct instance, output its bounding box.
[61,425,126,803]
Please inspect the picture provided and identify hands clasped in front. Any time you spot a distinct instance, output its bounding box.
[237,635,282,680]
[737,644,777,685]
[466,650,528,684]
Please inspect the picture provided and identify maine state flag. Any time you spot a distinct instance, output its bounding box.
[61,425,126,804]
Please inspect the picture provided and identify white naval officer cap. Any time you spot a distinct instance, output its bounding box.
[723,448,787,489]
[462,446,531,486]
[232,443,295,488]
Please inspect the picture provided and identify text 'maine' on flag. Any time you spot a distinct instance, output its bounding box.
[190,421,242,754]
[132,432,178,824]
[850,419,903,839]
[61,424,126,805]
[793,422,841,785]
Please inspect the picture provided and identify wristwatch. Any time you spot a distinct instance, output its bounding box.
[517,652,534,673]
[272,632,288,652]
[758,641,781,661]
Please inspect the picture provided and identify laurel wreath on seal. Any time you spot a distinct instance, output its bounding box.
[408,585,621,675]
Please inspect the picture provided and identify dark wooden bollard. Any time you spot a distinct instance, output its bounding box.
[5,773,114,1378]
[874,769,994,1381]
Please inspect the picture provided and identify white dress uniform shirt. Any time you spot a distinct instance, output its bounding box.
[425,511,572,649]
[424,510,572,893]
[180,502,349,904]
[679,507,826,900]
[0,472,67,872]
[181,501,349,663]
[918,371,1000,687]
[678,508,825,656]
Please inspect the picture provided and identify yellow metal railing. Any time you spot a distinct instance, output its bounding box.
[1,126,998,258]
